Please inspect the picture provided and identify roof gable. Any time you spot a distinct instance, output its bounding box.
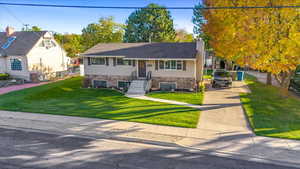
[0,31,47,56]
[82,42,197,59]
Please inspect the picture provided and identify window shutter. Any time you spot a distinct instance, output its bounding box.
[183,61,186,71]
[87,57,91,65]
[113,58,116,66]
[155,60,158,70]
[106,58,109,66]
[132,60,136,67]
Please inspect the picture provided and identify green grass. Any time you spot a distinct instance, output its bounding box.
[146,91,204,105]
[241,74,300,140]
[0,77,200,128]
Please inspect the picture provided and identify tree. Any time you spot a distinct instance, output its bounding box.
[124,3,176,42]
[200,0,300,90]
[22,25,42,31]
[193,3,211,50]
[54,33,83,58]
[82,16,124,50]
[175,29,194,42]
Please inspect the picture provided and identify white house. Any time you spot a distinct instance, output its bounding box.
[0,26,70,81]
[81,40,205,94]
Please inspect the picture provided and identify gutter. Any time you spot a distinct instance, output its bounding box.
[80,54,196,61]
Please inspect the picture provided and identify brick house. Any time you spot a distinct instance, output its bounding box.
[81,39,205,94]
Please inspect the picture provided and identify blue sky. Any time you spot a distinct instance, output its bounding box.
[0,0,200,34]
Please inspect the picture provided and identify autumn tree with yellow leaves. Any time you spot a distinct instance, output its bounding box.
[195,0,300,89]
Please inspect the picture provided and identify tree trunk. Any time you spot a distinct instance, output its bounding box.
[275,71,294,97]
[266,72,272,85]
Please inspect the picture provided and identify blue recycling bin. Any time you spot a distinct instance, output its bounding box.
[237,71,245,81]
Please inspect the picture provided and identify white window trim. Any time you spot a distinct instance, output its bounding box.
[159,82,177,89]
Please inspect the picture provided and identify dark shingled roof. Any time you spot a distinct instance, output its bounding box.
[82,42,197,59]
[0,48,6,57]
[0,31,47,56]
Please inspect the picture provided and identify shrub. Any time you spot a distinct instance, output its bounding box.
[0,73,9,80]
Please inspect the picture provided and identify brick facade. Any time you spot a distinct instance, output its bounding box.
[85,75,196,90]
[85,75,131,88]
[151,77,196,90]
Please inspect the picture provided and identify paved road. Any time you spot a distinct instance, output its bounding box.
[0,127,298,169]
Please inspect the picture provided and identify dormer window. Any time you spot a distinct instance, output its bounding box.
[39,39,56,48]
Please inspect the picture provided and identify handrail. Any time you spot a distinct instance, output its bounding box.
[146,71,152,81]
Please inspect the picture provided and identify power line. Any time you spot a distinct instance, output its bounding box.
[0,2,300,10]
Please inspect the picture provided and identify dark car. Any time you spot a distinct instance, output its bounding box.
[289,67,300,93]
[212,70,232,88]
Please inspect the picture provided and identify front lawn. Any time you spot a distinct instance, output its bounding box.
[0,77,200,128]
[241,74,300,140]
[146,91,204,105]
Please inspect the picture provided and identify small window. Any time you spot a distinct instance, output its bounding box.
[159,61,164,69]
[93,80,107,88]
[118,81,130,89]
[44,39,52,47]
[160,82,176,91]
[91,58,106,65]
[10,59,22,71]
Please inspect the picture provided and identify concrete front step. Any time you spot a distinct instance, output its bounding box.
[126,80,147,95]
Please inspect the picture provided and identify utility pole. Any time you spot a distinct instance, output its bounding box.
[23,24,29,31]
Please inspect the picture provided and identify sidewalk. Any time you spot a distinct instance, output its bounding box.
[0,81,299,167]
[0,82,48,95]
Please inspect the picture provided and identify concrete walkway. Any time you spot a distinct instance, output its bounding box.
[0,82,48,95]
[0,81,300,167]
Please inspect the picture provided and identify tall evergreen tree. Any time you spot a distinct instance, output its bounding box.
[193,3,211,50]
[124,3,176,42]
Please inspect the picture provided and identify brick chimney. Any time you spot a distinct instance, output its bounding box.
[5,26,15,37]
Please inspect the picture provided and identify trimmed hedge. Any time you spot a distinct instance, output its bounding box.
[0,73,9,80]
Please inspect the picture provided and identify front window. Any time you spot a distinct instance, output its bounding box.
[10,58,22,71]
[160,60,183,70]
[117,58,132,65]
[91,58,106,65]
